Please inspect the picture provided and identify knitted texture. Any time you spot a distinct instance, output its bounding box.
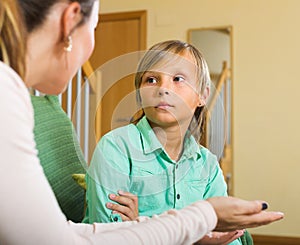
[31,95,86,222]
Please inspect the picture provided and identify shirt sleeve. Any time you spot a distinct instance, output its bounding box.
[84,134,132,223]
[203,150,228,198]
[0,63,217,245]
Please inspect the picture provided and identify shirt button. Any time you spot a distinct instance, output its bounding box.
[177,194,180,200]
[113,216,119,222]
[176,165,179,169]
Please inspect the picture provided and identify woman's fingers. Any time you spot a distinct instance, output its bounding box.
[206,196,284,231]
[235,211,284,228]
[197,230,244,245]
[208,197,267,216]
[222,230,244,244]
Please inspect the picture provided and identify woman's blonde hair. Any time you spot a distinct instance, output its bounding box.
[132,40,211,142]
[0,0,26,79]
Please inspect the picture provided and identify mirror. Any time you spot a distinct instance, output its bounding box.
[188,26,233,194]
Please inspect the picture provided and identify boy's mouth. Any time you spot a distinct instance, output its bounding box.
[155,102,174,109]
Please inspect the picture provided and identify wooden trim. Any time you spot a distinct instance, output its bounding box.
[207,61,229,112]
[100,10,147,50]
[100,10,146,21]
[138,11,147,50]
[91,10,147,142]
[82,61,98,93]
[229,26,234,194]
[82,61,94,78]
[252,235,300,245]
[187,25,232,43]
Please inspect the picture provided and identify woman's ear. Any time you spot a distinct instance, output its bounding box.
[62,2,82,38]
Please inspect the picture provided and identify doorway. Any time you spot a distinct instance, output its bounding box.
[89,10,147,142]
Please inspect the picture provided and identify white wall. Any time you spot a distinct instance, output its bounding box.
[100,0,300,237]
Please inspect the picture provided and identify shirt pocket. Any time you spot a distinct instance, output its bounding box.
[138,194,166,217]
[184,179,208,203]
[139,194,159,209]
[130,166,170,196]
[130,167,170,216]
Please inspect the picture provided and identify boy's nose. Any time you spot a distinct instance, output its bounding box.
[157,77,171,96]
[158,82,171,96]
[158,88,169,96]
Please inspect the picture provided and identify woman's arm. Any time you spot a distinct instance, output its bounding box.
[0,63,284,245]
[0,65,215,244]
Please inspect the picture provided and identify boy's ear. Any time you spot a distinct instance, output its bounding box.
[199,86,210,106]
[62,2,82,38]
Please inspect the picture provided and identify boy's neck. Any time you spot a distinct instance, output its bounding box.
[152,123,189,162]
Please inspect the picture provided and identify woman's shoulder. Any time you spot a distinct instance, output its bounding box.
[0,62,31,111]
[0,61,25,83]
[0,62,37,168]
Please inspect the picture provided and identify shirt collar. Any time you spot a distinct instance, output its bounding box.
[136,116,201,160]
[136,116,163,154]
[181,133,202,160]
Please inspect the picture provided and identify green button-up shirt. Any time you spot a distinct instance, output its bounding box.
[84,115,229,219]
[84,117,241,244]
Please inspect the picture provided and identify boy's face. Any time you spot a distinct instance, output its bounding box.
[139,51,201,129]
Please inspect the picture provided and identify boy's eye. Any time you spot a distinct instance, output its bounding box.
[174,76,185,82]
[146,77,158,84]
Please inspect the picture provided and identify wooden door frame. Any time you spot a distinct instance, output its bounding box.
[99,10,147,50]
[92,10,147,152]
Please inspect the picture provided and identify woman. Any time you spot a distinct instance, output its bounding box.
[0,0,284,244]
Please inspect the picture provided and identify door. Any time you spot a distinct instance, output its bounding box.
[89,10,147,142]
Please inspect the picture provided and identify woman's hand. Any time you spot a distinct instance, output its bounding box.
[106,190,139,221]
[206,196,284,231]
[196,230,244,245]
